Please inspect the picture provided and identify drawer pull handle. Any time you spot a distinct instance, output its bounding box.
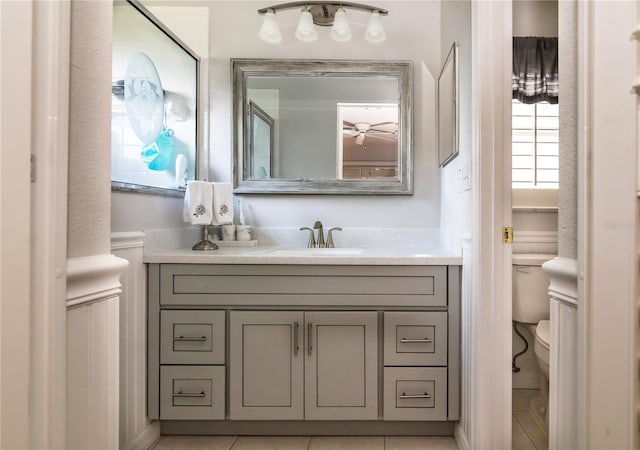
[174,336,207,342]
[399,338,433,343]
[399,392,432,399]
[173,390,206,398]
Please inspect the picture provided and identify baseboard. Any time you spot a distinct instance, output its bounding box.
[454,423,470,450]
[126,421,161,450]
[160,420,455,436]
[512,372,541,390]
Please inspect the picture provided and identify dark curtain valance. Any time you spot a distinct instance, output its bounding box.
[512,37,559,104]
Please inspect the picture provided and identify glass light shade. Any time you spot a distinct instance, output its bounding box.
[330,8,352,42]
[364,10,386,43]
[259,10,282,44]
[355,133,365,145]
[295,8,318,42]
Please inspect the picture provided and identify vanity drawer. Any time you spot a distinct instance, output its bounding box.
[160,365,225,420]
[384,312,447,366]
[161,310,225,365]
[383,367,447,421]
[159,264,447,307]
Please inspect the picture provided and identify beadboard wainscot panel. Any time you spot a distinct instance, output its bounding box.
[66,254,128,450]
[112,232,161,450]
[543,257,578,450]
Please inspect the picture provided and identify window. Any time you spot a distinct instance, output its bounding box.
[512,99,559,189]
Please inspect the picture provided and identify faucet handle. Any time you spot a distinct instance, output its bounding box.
[326,227,343,248]
[299,227,316,248]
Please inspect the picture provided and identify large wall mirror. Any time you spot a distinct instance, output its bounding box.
[232,59,413,195]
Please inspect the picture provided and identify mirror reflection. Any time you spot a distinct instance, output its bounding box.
[339,103,398,180]
[246,75,398,181]
[232,60,413,195]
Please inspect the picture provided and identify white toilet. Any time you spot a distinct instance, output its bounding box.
[512,253,553,430]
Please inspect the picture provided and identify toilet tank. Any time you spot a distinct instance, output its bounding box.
[512,253,554,324]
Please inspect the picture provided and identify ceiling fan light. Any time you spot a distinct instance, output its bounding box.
[355,133,365,145]
[295,8,318,42]
[259,10,282,44]
[330,8,352,42]
[364,10,386,43]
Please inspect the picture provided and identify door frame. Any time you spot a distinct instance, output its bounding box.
[464,1,513,448]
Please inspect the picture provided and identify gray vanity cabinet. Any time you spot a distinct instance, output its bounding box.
[304,311,378,420]
[229,310,378,421]
[229,311,304,420]
[147,263,460,430]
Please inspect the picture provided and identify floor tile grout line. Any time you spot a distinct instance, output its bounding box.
[513,412,539,450]
[513,410,547,450]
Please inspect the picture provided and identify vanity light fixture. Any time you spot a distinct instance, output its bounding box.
[257,1,388,44]
[258,9,283,43]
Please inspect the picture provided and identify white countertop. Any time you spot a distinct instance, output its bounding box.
[143,245,462,266]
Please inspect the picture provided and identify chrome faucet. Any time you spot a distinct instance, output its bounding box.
[313,221,325,248]
[299,221,342,248]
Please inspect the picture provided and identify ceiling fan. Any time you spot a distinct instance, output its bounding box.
[343,121,397,145]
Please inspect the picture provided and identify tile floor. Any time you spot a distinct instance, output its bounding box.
[151,435,459,450]
[512,389,548,450]
[150,391,547,450]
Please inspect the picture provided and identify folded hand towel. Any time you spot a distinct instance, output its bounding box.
[183,181,213,225]
[212,182,234,225]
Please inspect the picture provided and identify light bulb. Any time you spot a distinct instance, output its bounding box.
[295,8,318,42]
[364,10,386,43]
[259,10,282,44]
[330,7,352,42]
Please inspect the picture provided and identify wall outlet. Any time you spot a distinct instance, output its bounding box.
[462,161,471,191]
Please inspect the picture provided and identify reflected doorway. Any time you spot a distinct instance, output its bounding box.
[336,103,398,180]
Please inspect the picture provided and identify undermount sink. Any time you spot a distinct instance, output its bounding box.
[266,247,364,257]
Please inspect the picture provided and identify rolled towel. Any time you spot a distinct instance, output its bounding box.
[212,182,234,225]
[183,180,213,225]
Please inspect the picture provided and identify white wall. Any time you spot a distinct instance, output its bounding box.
[513,0,558,37]
[142,1,442,232]
[440,0,472,251]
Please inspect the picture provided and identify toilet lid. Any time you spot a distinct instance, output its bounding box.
[536,320,550,348]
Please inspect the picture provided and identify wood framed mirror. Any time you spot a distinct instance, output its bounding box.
[232,59,413,195]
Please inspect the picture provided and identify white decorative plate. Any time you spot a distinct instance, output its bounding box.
[124,52,164,144]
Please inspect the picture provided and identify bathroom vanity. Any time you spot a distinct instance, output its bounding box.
[146,247,461,435]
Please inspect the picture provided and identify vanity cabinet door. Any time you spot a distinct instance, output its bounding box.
[229,311,304,420]
[304,311,378,420]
